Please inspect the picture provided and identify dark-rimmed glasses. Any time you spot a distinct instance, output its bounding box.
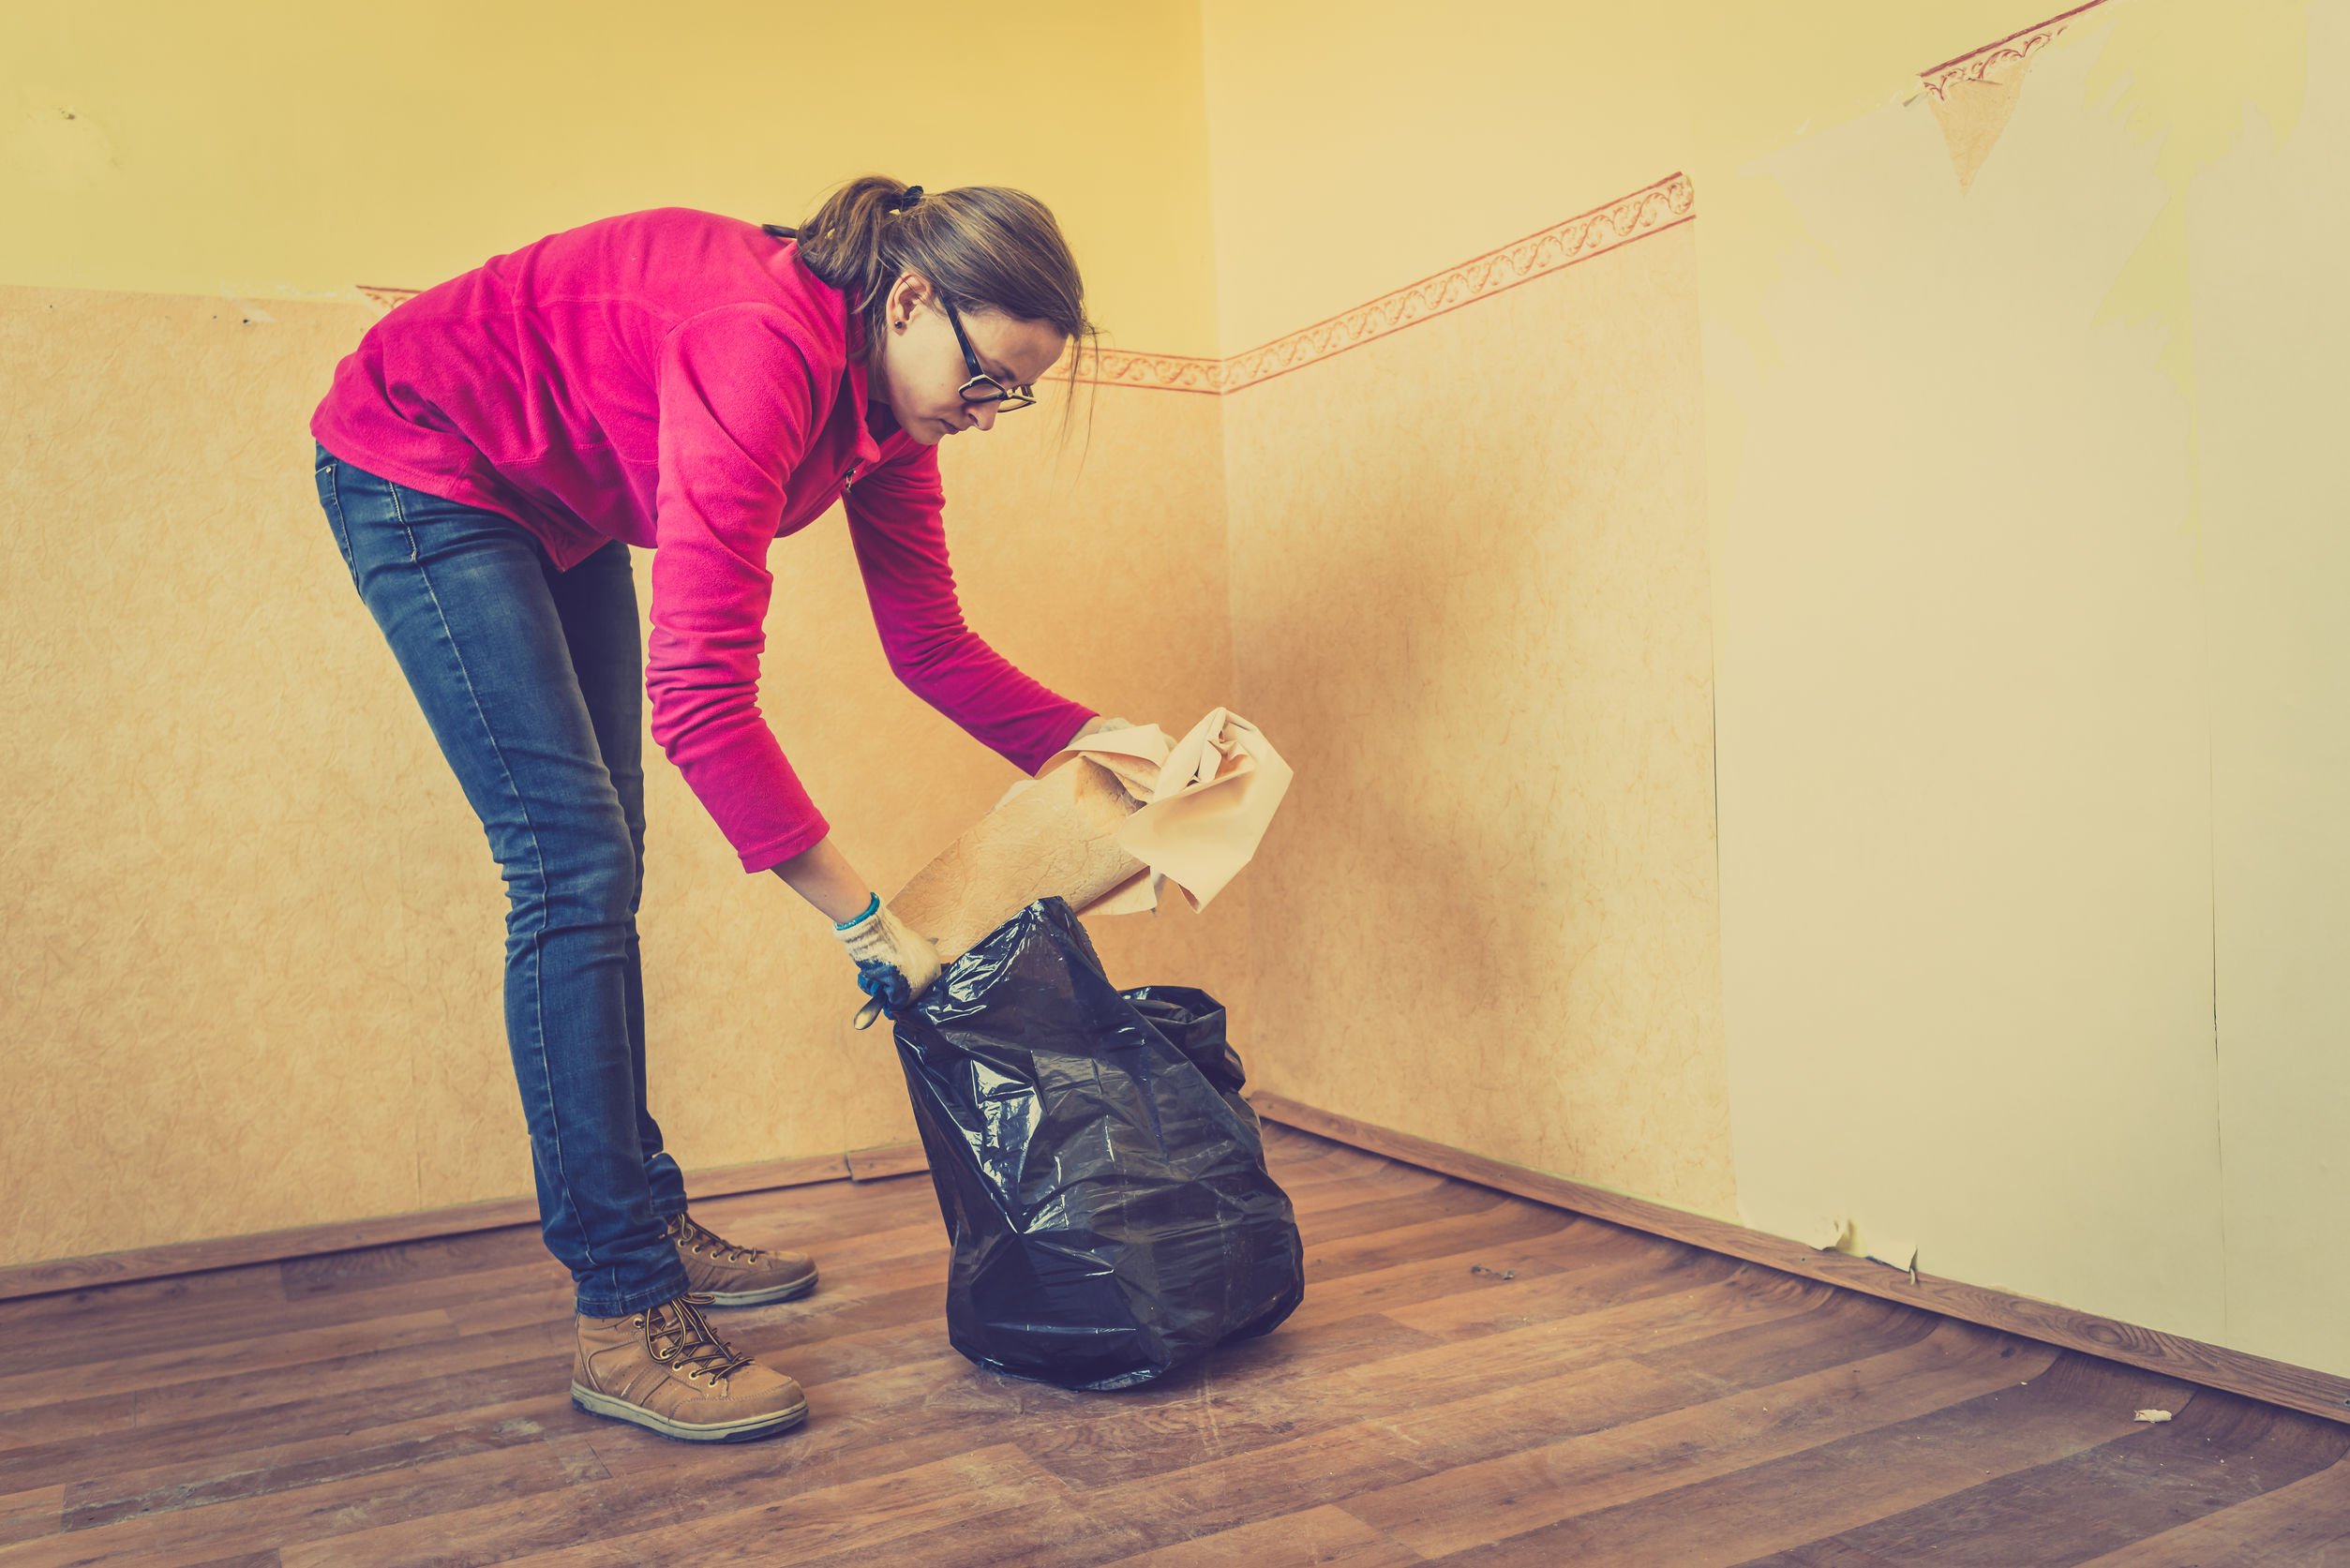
[938,296,1038,411]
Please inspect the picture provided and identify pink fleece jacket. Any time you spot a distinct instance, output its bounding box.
[311,207,1096,874]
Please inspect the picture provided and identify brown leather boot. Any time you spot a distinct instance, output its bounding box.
[665,1208,818,1307]
[571,1291,808,1442]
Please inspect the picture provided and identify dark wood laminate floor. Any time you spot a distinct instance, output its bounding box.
[3,1125,2346,1566]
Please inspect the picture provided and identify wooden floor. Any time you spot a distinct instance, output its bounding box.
[4,1124,2348,1566]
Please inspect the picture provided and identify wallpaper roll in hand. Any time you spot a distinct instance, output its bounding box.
[1003,707,1294,918]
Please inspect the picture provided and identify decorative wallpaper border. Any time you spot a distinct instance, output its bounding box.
[352,171,1698,397]
[1919,0,2114,99]
[1063,347,1227,396]
[1057,171,1697,394]
[1213,172,1694,394]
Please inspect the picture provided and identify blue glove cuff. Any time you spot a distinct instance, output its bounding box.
[834,891,881,931]
[854,957,913,1014]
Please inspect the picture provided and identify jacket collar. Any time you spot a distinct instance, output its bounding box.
[842,352,883,467]
[776,231,891,469]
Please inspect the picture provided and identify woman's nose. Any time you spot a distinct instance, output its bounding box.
[968,401,999,432]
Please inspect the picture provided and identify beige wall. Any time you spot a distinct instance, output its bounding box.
[0,285,1242,1266]
[0,1,1235,1268]
[1708,20,2223,1340]
[11,0,2347,1389]
[1202,0,2350,1379]
[1220,212,1733,1218]
[1,0,1221,356]
[1707,0,2346,1381]
[2178,1,2347,1373]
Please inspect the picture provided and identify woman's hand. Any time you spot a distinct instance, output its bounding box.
[831,893,944,1029]
[1071,713,1174,745]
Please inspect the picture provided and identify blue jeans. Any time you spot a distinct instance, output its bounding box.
[312,441,693,1317]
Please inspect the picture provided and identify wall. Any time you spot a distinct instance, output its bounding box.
[10,0,2345,1389]
[1711,0,2345,1381]
[0,1,1237,1268]
[1,0,1221,354]
[1201,0,2350,1378]
[2193,4,2350,1366]
[1218,187,1733,1217]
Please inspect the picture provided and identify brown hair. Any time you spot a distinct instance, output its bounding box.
[766,175,1099,444]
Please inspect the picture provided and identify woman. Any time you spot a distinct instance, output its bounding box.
[309,177,1144,1443]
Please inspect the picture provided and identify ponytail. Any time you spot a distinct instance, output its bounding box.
[765,174,1099,435]
[762,175,924,358]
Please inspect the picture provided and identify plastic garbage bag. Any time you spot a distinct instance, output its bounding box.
[889,895,1305,1390]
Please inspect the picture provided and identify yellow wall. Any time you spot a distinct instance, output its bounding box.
[0,2,1236,1266]
[11,0,2346,1390]
[2193,4,2350,1370]
[1220,210,1735,1218]
[1708,9,2223,1340]
[0,293,1247,1264]
[2,0,1220,356]
[1203,0,2349,1379]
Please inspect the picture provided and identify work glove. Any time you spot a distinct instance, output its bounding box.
[1070,713,1132,743]
[832,892,943,1030]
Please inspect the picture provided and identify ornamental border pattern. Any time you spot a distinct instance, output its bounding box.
[1061,348,1226,396]
[1211,171,1693,395]
[344,8,2091,388]
[1918,0,2114,100]
[349,172,1695,398]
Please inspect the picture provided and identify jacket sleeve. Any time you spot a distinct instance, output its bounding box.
[843,443,1096,777]
[645,303,834,874]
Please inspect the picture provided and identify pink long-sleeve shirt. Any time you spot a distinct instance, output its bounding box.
[311,206,1096,874]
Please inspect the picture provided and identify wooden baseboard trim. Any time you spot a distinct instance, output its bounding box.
[18,1093,2341,1430]
[846,1142,931,1182]
[1248,1092,2350,1429]
[0,1141,930,1305]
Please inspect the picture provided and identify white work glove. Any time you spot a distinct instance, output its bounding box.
[831,893,943,1030]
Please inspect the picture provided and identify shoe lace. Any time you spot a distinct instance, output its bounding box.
[642,1292,753,1381]
[667,1211,760,1265]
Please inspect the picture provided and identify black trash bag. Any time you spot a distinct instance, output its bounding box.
[889,895,1305,1391]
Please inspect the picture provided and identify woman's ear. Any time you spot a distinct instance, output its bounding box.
[885,270,928,330]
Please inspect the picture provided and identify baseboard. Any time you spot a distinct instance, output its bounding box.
[846,1142,931,1182]
[15,1096,2343,1433]
[1247,1092,2350,1430]
[0,1141,930,1304]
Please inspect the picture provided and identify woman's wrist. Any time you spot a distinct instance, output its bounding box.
[767,835,877,924]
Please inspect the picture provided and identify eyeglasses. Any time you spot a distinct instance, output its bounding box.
[937,296,1037,411]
